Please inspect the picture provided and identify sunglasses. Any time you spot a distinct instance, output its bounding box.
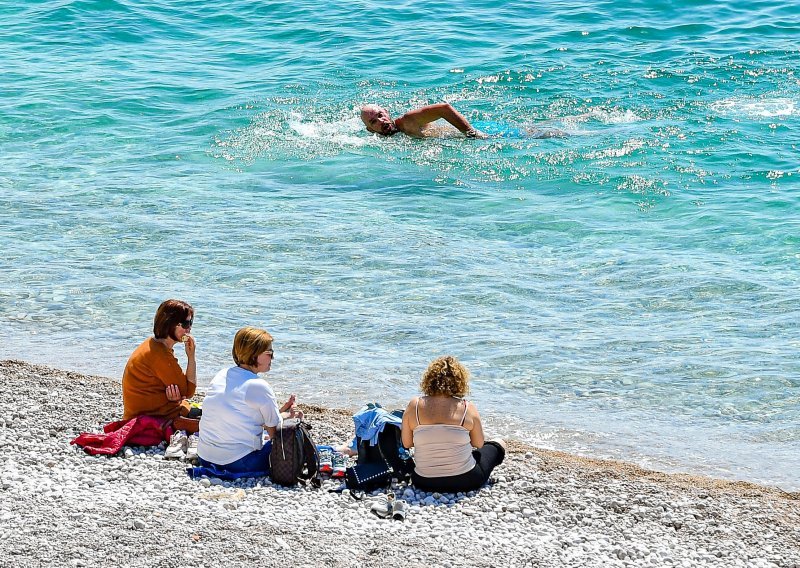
[178,319,193,329]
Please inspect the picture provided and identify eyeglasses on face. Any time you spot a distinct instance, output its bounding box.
[178,319,193,329]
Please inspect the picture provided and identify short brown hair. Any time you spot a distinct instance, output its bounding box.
[232,327,274,367]
[153,299,193,340]
[420,355,470,397]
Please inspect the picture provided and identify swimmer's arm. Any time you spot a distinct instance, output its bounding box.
[399,103,480,137]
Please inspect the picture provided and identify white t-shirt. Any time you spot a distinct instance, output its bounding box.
[197,366,282,466]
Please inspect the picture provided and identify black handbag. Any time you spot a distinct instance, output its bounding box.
[343,408,413,491]
[344,460,391,490]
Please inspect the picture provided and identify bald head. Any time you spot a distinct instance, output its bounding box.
[360,104,398,136]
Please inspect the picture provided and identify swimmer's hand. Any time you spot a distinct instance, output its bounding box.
[465,128,488,139]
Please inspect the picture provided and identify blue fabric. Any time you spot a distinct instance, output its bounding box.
[187,440,271,480]
[472,121,525,139]
[352,403,403,446]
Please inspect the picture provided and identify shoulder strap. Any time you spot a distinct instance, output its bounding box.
[460,400,469,427]
[415,397,422,425]
[298,423,321,488]
[376,424,413,480]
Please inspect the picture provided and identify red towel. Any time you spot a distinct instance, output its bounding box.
[71,416,174,455]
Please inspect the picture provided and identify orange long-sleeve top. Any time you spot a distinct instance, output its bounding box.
[122,338,196,420]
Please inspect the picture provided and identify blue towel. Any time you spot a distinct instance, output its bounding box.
[352,403,403,446]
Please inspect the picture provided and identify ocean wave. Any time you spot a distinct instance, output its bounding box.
[710,97,797,118]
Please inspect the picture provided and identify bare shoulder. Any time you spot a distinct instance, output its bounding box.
[405,396,419,408]
[403,397,420,427]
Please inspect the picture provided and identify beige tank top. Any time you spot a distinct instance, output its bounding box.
[412,398,476,478]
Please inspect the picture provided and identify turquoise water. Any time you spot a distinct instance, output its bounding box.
[1,0,798,490]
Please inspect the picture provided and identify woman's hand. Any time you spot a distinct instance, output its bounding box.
[280,393,296,413]
[182,334,196,358]
[280,394,304,419]
[165,384,182,402]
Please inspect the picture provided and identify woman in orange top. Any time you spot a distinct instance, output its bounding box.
[122,299,197,420]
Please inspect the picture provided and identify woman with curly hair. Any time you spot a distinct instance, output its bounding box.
[401,355,506,492]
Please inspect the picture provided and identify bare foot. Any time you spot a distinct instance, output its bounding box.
[335,444,357,457]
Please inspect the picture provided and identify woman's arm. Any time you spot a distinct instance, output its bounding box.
[182,335,197,396]
[250,383,285,436]
[279,393,296,413]
[278,394,303,419]
[401,398,417,449]
[152,341,195,399]
[468,405,485,448]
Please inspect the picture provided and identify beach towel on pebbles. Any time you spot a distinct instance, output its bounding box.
[70,416,173,456]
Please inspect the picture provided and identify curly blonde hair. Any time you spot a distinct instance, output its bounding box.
[420,355,470,397]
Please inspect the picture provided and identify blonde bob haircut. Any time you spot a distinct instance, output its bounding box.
[232,326,274,368]
[420,355,470,397]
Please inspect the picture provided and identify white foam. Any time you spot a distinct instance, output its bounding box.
[588,108,642,124]
[584,139,644,159]
[287,114,367,146]
[710,97,797,118]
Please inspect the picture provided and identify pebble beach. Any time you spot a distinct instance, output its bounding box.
[1,359,798,568]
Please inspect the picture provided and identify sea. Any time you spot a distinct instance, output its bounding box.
[1,0,798,491]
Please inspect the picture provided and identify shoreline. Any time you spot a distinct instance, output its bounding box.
[1,359,798,567]
[8,347,797,493]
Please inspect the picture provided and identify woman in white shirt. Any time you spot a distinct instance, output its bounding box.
[401,355,505,492]
[197,327,302,473]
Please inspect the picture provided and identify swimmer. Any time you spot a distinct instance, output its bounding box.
[360,103,485,139]
[360,103,567,139]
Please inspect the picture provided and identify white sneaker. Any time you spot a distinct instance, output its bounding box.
[165,430,188,459]
[185,434,199,462]
[391,499,408,521]
[370,493,394,519]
